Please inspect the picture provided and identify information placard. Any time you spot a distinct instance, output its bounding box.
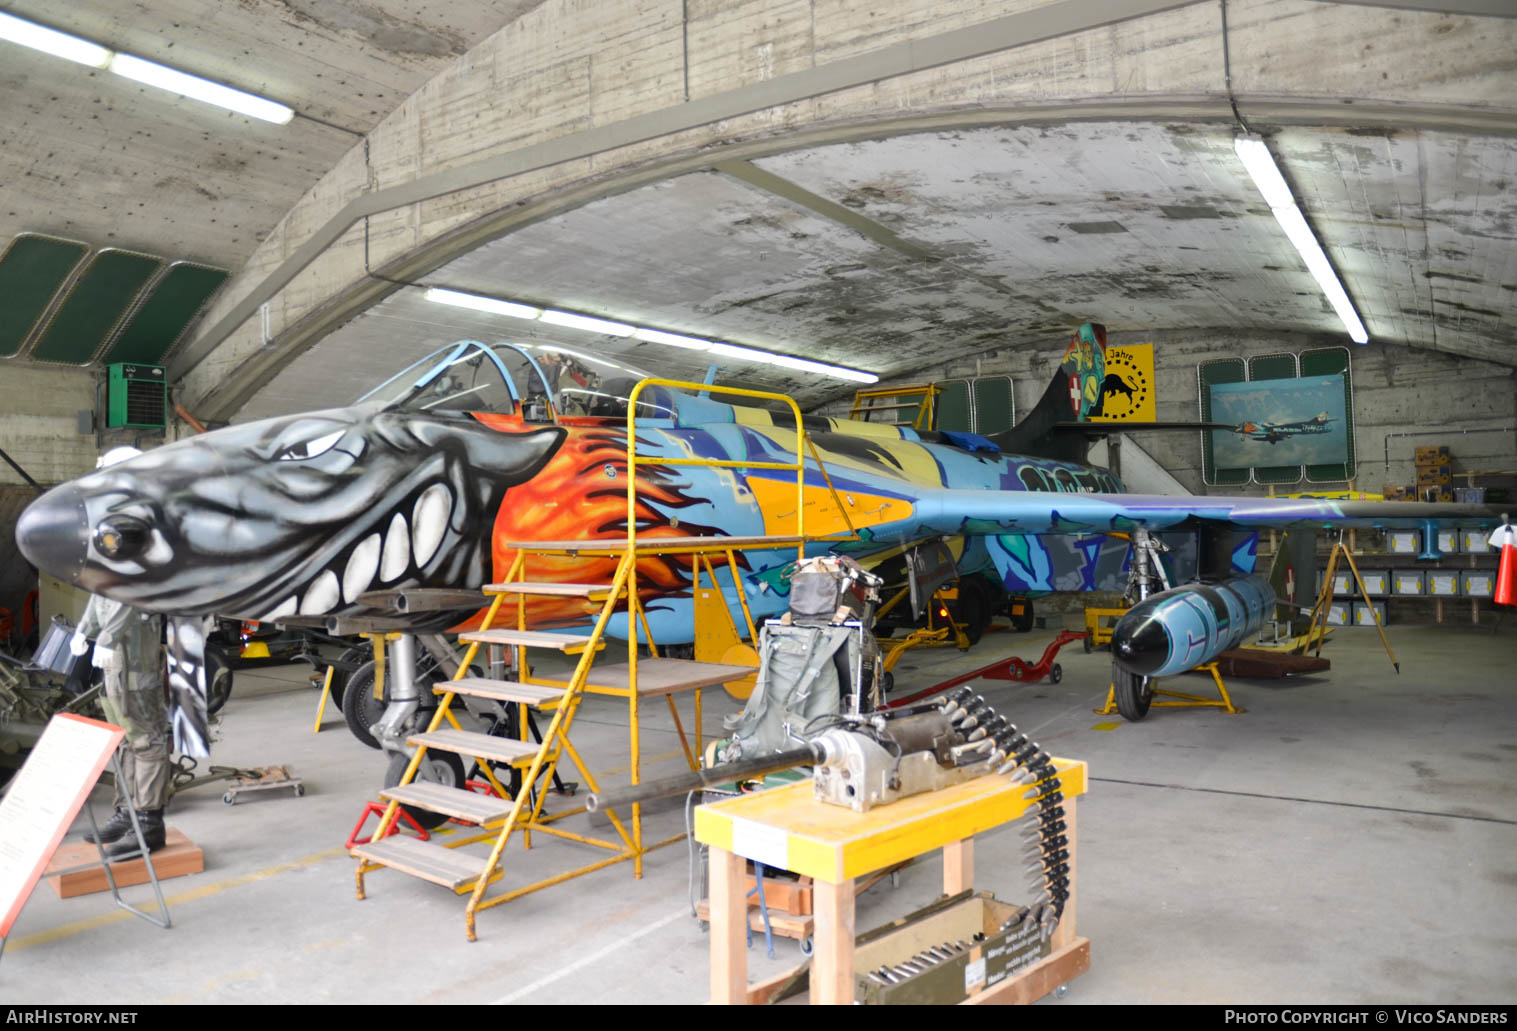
[0,714,125,937]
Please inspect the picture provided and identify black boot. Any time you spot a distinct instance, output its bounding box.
[84,807,135,844]
[105,810,167,859]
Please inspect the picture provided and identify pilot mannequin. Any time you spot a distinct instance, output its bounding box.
[72,447,172,857]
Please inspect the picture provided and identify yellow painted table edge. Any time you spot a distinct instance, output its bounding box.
[694,758,1087,884]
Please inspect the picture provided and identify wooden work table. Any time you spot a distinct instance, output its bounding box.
[694,758,1090,1005]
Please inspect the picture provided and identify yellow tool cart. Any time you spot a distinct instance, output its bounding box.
[695,759,1090,1005]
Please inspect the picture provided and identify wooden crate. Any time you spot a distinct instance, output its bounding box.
[45,828,203,898]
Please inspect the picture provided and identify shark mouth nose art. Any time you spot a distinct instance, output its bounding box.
[260,480,458,621]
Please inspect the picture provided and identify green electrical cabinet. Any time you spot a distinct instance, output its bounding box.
[107,363,167,429]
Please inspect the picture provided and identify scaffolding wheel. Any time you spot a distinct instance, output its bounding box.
[222,792,235,805]
[1055,984,1069,999]
[799,935,813,956]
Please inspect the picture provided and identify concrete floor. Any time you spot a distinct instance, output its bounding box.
[5,620,1515,1004]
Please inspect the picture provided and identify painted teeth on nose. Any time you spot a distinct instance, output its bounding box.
[343,533,381,602]
[301,569,340,615]
[411,484,451,568]
[380,512,409,582]
[262,596,297,622]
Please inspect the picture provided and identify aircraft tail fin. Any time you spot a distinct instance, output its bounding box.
[989,323,1232,466]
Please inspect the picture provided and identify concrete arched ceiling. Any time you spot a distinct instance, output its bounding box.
[1,0,1514,421]
[0,0,545,269]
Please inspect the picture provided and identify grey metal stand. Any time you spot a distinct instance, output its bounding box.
[0,753,172,967]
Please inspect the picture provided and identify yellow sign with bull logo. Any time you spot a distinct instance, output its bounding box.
[1089,343,1156,423]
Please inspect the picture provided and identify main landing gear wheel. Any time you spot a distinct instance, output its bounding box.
[1113,665,1153,721]
[384,750,466,831]
[954,578,993,646]
[1010,597,1035,634]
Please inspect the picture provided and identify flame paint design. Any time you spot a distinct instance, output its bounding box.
[462,421,734,630]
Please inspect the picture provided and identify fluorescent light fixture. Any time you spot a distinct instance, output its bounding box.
[1270,207,1367,343]
[423,286,876,383]
[770,353,880,384]
[0,11,110,67]
[425,287,541,321]
[632,327,712,351]
[110,53,293,124]
[712,342,879,384]
[1234,135,1368,344]
[709,342,778,364]
[539,309,636,337]
[1232,137,1295,209]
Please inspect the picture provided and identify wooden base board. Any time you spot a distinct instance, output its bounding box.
[742,935,1089,1005]
[696,899,813,941]
[1216,648,1331,678]
[45,828,203,898]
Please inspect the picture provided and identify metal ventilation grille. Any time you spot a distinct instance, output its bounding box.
[125,379,164,426]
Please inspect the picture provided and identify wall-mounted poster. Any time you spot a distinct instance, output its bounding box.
[1208,373,1350,470]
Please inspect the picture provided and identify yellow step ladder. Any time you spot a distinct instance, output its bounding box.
[351,378,854,941]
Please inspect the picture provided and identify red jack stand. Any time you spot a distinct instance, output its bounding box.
[346,802,430,849]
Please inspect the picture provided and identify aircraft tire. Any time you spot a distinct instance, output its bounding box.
[384,750,466,831]
[325,643,371,708]
[1113,666,1153,721]
[204,644,234,715]
[343,661,386,750]
[1010,598,1035,634]
[956,578,992,646]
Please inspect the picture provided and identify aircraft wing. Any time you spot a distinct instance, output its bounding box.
[865,488,1508,542]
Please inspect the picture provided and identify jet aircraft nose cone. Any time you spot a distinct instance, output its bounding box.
[1110,611,1169,678]
[15,483,91,583]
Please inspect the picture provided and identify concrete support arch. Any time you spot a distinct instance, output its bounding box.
[173,0,1517,419]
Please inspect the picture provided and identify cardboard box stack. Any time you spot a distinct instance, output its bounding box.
[1414,444,1452,503]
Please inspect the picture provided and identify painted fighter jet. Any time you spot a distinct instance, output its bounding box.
[16,327,1505,752]
[1231,412,1336,444]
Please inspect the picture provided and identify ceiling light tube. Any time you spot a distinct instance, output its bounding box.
[0,11,110,67]
[425,288,542,321]
[110,53,294,124]
[632,327,712,351]
[1232,136,1296,209]
[1234,135,1368,344]
[540,309,635,337]
[711,342,878,384]
[709,342,779,365]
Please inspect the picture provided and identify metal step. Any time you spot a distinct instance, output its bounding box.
[456,628,598,651]
[379,783,513,825]
[585,657,760,698]
[484,582,617,598]
[440,678,566,707]
[351,835,489,890]
[408,729,539,766]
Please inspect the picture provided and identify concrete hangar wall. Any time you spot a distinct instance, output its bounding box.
[3,0,1514,491]
[167,0,1517,428]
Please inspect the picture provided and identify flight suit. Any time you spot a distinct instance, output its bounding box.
[76,595,171,813]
